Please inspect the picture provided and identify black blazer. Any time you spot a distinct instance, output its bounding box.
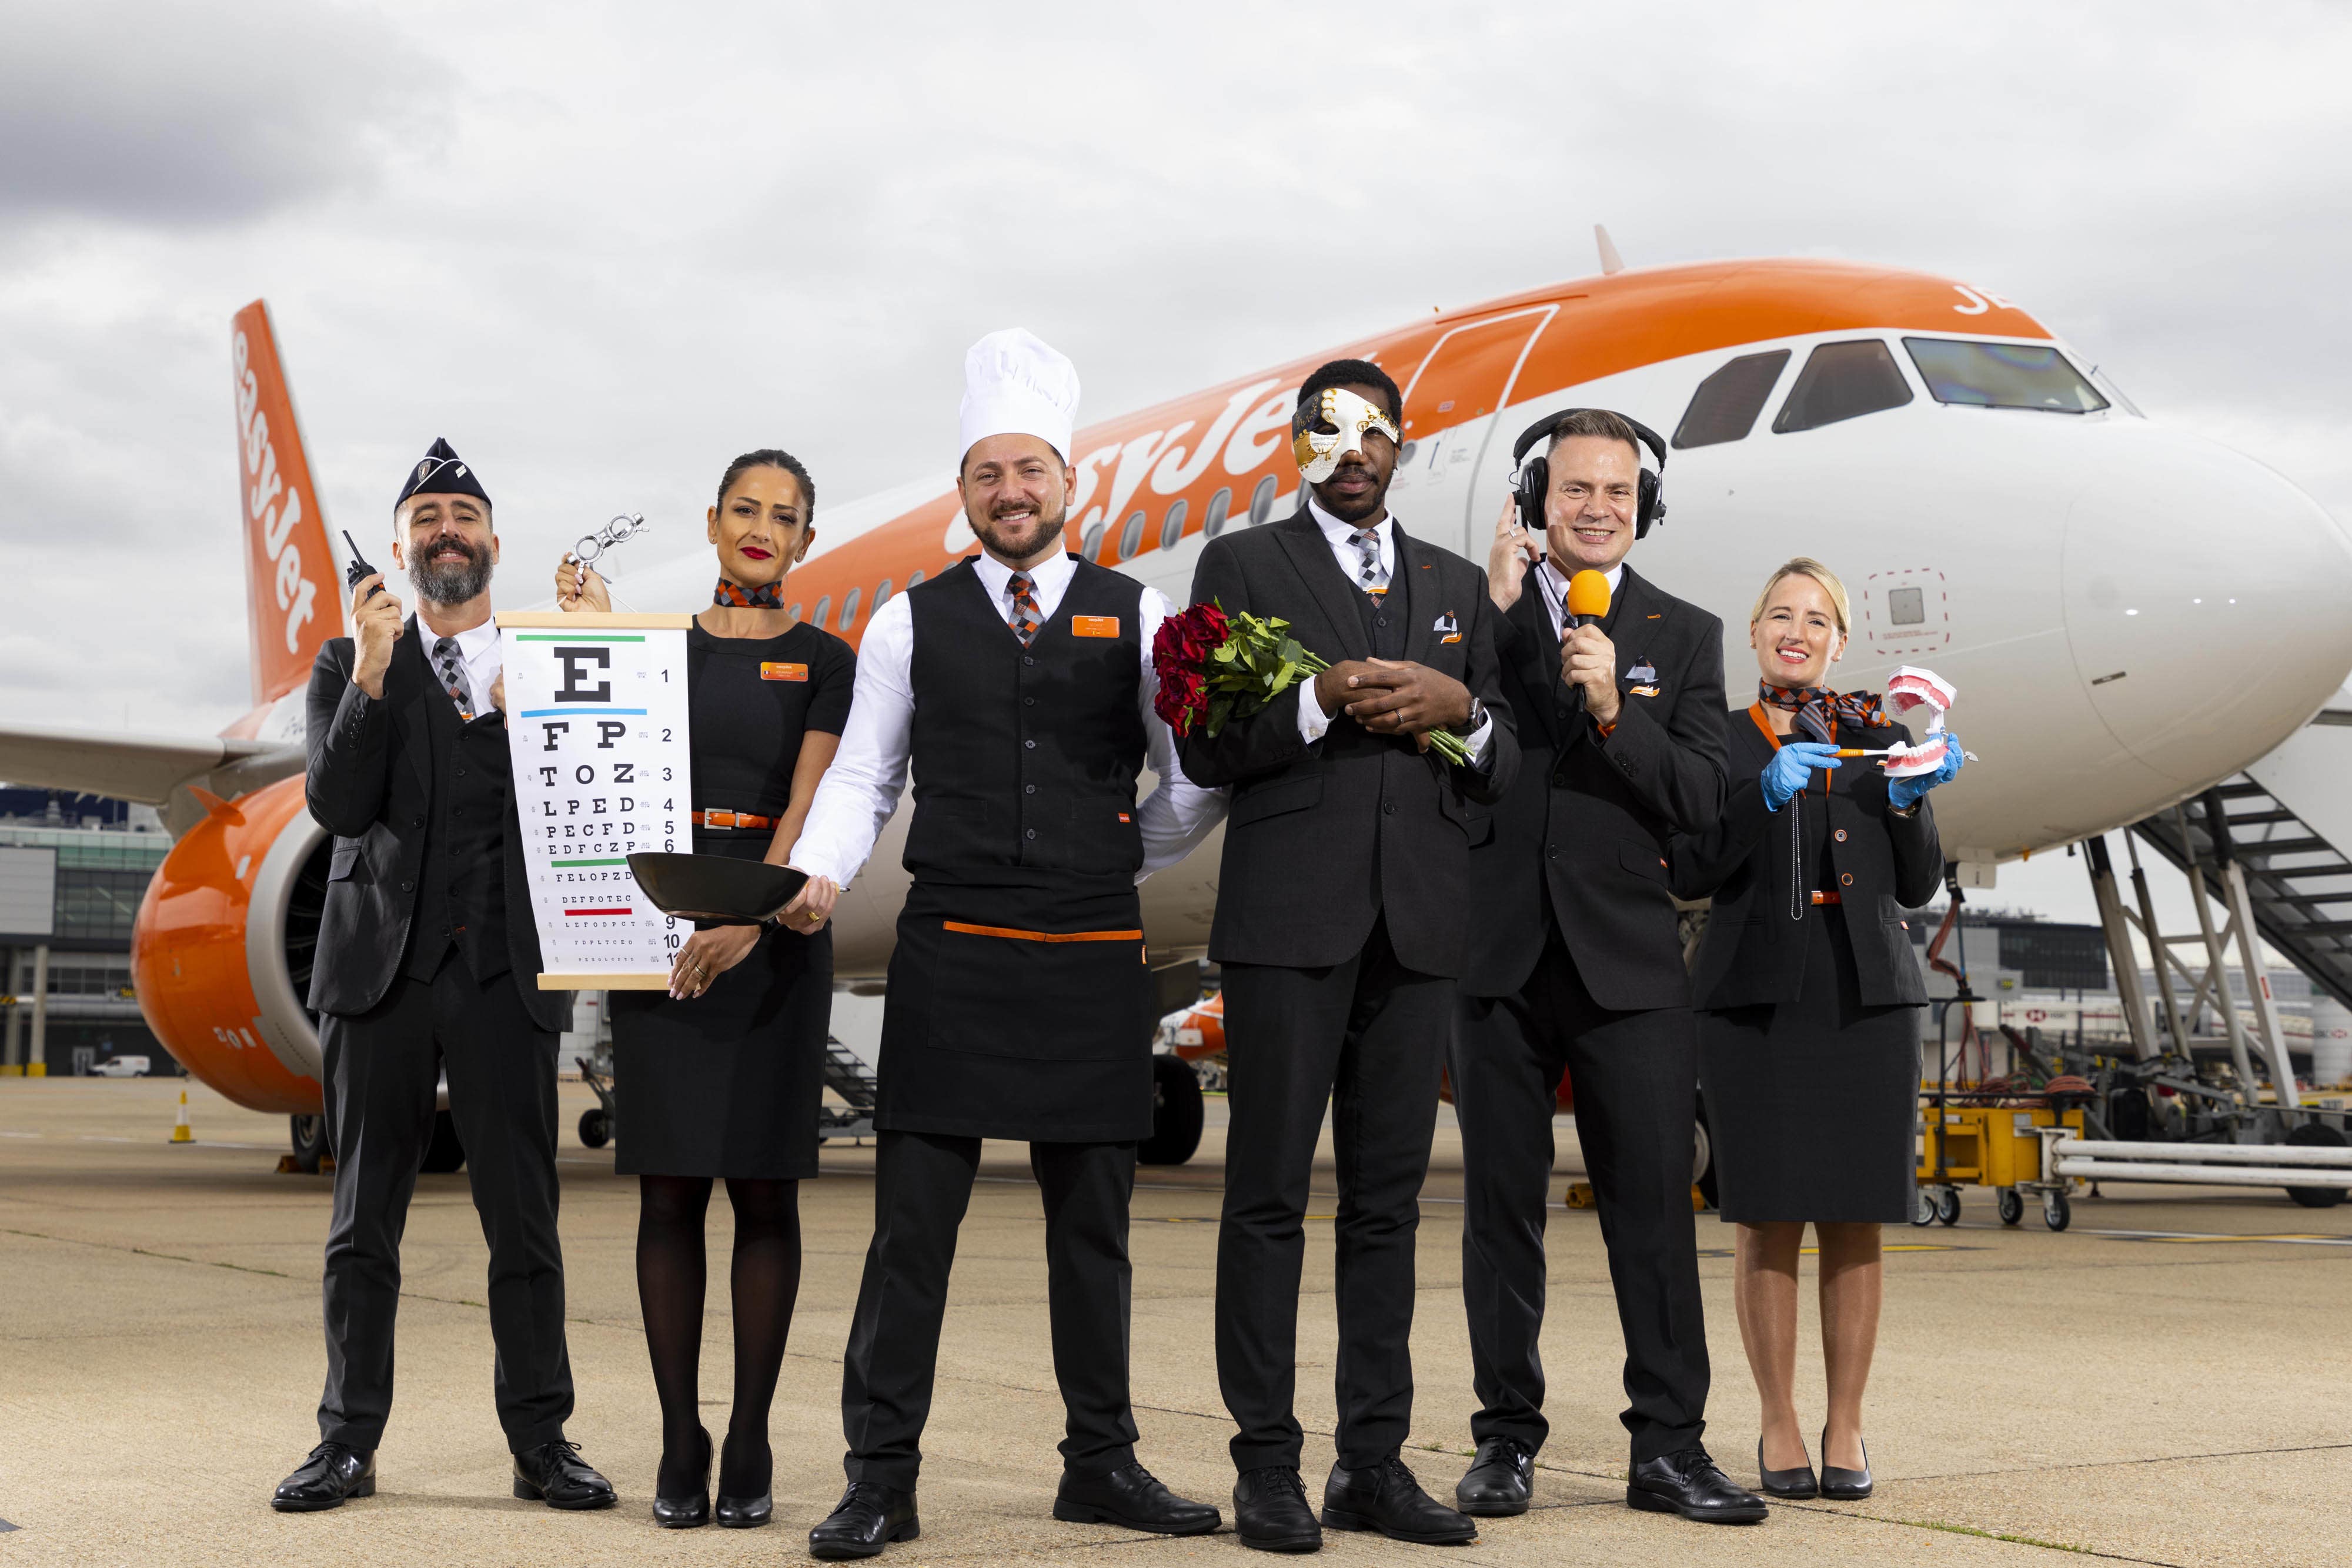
[303,623,569,1032]
[1669,706,1945,1011]
[1462,563,1729,1006]
[1177,510,1518,978]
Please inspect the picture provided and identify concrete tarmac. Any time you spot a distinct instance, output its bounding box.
[2,1076,2348,1567]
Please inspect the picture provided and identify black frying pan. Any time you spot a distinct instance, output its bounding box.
[626,852,809,926]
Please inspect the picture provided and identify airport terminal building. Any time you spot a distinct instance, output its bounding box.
[0,790,175,1077]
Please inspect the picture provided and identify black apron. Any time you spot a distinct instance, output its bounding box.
[874,558,1156,1143]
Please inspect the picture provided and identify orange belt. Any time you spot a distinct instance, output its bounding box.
[1810,891,1842,906]
[692,809,775,830]
[942,921,1143,943]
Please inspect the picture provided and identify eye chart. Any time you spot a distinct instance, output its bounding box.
[496,611,696,989]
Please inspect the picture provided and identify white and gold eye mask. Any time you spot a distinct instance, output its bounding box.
[1290,387,1401,483]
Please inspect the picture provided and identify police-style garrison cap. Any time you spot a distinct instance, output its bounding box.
[396,437,492,512]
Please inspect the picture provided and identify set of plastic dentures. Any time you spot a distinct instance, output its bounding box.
[1873,667,1967,778]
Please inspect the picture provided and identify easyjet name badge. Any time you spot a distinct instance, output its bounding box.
[1071,616,1120,638]
[760,662,808,681]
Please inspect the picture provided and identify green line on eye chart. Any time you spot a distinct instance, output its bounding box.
[561,858,630,867]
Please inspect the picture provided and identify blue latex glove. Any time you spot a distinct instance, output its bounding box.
[1761,741,1842,811]
[1887,731,1966,810]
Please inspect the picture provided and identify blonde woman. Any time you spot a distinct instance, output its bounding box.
[1668,559,1963,1502]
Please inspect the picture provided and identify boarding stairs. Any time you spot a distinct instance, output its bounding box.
[818,1035,879,1143]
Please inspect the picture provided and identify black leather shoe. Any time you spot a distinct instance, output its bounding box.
[1455,1436,1535,1517]
[1819,1428,1872,1500]
[271,1442,376,1512]
[653,1426,711,1527]
[714,1429,773,1527]
[1323,1455,1478,1546]
[1627,1446,1768,1523]
[1756,1437,1818,1500]
[1054,1462,1221,1535]
[809,1482,919,1560]
[512,1440,618,1510]
[1233,1466,1321,1553]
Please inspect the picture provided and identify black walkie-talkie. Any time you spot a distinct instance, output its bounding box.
[342,530,385,600]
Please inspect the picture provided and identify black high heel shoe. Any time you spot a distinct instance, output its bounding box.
[714,1430,773,1529]
[652,1426,712,1528]
[1756,1437,1818,1500]
[1819,1427,1872,1501]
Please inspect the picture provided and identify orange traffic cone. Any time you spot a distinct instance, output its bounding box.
[169,1088,193,1144]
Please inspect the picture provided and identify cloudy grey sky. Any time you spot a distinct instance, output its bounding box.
[4,1,2348,925]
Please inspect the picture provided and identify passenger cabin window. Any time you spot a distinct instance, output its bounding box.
[1248,474,1278,527]
[1120,509,1147,560]
[1772,340,1915,434]
[1902,339,2110,414]
[905,569,925,589]
[1081,522,1106,560]
[1160,499,1188,552]
[1203,486,1234,539]
[837,587,862,632]
[871,579,893,616]
[1672,349,1791,448]
[810,595,831,628]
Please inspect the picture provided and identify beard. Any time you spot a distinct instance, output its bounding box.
[409,534,493,604]
[970,490,1068,561]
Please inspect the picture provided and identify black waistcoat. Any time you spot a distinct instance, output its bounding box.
[903,557,1148,898]
[406,687,513,984]
[1353,582,1410,659]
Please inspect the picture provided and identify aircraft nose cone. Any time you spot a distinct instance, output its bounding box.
[2064,425,2352,785]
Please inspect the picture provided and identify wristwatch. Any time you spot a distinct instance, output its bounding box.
[1446,697,1488,738]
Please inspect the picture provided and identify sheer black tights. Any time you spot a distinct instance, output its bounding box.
[637,1175,802,1497]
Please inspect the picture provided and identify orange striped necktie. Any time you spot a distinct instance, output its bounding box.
[1007,572,1042,645]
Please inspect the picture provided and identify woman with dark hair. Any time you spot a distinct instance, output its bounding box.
[1668,557,1964,1506]
[554,449,854,1529]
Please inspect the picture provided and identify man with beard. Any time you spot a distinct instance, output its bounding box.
[1177,360,1516,1552]
[272,440,615,1514]
[783,330,1227,1559]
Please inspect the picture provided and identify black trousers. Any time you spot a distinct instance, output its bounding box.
[840,1130,1139,1490]
[1216,914,1453,1473]
[316,951,573,1453]
[1451,924,1708,1463]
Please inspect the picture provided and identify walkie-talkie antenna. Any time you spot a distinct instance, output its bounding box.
[341,530,385,600]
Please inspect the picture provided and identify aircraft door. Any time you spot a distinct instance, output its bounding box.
[1391,306,1556,553]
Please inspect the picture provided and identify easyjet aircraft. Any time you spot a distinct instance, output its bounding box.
[5,262,2349,1171]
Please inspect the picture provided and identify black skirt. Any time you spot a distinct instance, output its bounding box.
[1697,905,1920,1224]
[612,831,830,1180]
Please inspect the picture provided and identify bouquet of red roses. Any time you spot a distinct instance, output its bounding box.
[1151,600,1471,764]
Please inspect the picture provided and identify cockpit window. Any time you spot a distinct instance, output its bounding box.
[1902,338,2109,414]
[1772,340,1915,434]
[1672,350,1790,449]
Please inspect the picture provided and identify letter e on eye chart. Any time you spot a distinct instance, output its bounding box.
[497,611,697,989]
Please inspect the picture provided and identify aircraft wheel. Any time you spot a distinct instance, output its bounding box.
[2284,1122,2348,1208]
[420,1109,467,1174]
[289,1114,331,1175]
[578,1108,612,1150]
[2043,1191,2072,1232]
[1935,1188,1962,1226]
[1997,1188,2024,1226]
[1139,1054,1204,1166]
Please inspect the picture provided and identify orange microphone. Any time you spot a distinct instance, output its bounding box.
[1561,569,1612,721]
[1565,569,1611,629]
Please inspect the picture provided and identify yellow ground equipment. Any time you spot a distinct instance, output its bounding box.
[1917,1105,2084,1231]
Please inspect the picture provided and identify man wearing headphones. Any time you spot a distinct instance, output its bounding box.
[1449,409,1759,1523]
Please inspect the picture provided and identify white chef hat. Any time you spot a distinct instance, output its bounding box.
[958,327,1080,464]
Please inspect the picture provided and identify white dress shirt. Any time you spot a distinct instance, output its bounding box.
[1524,555,1625,643]
[425,614,504,714]
[1294,497,1496,767]
[787,552,1228,888]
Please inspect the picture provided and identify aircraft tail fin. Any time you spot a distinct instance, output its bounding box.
[231,300,339,706]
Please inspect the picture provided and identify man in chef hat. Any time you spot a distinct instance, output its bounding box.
[786,328,1228,1559]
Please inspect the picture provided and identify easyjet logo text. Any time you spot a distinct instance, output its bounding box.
[234,330,320,655]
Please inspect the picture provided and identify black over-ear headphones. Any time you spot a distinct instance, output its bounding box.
[1510,408,1670,540]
